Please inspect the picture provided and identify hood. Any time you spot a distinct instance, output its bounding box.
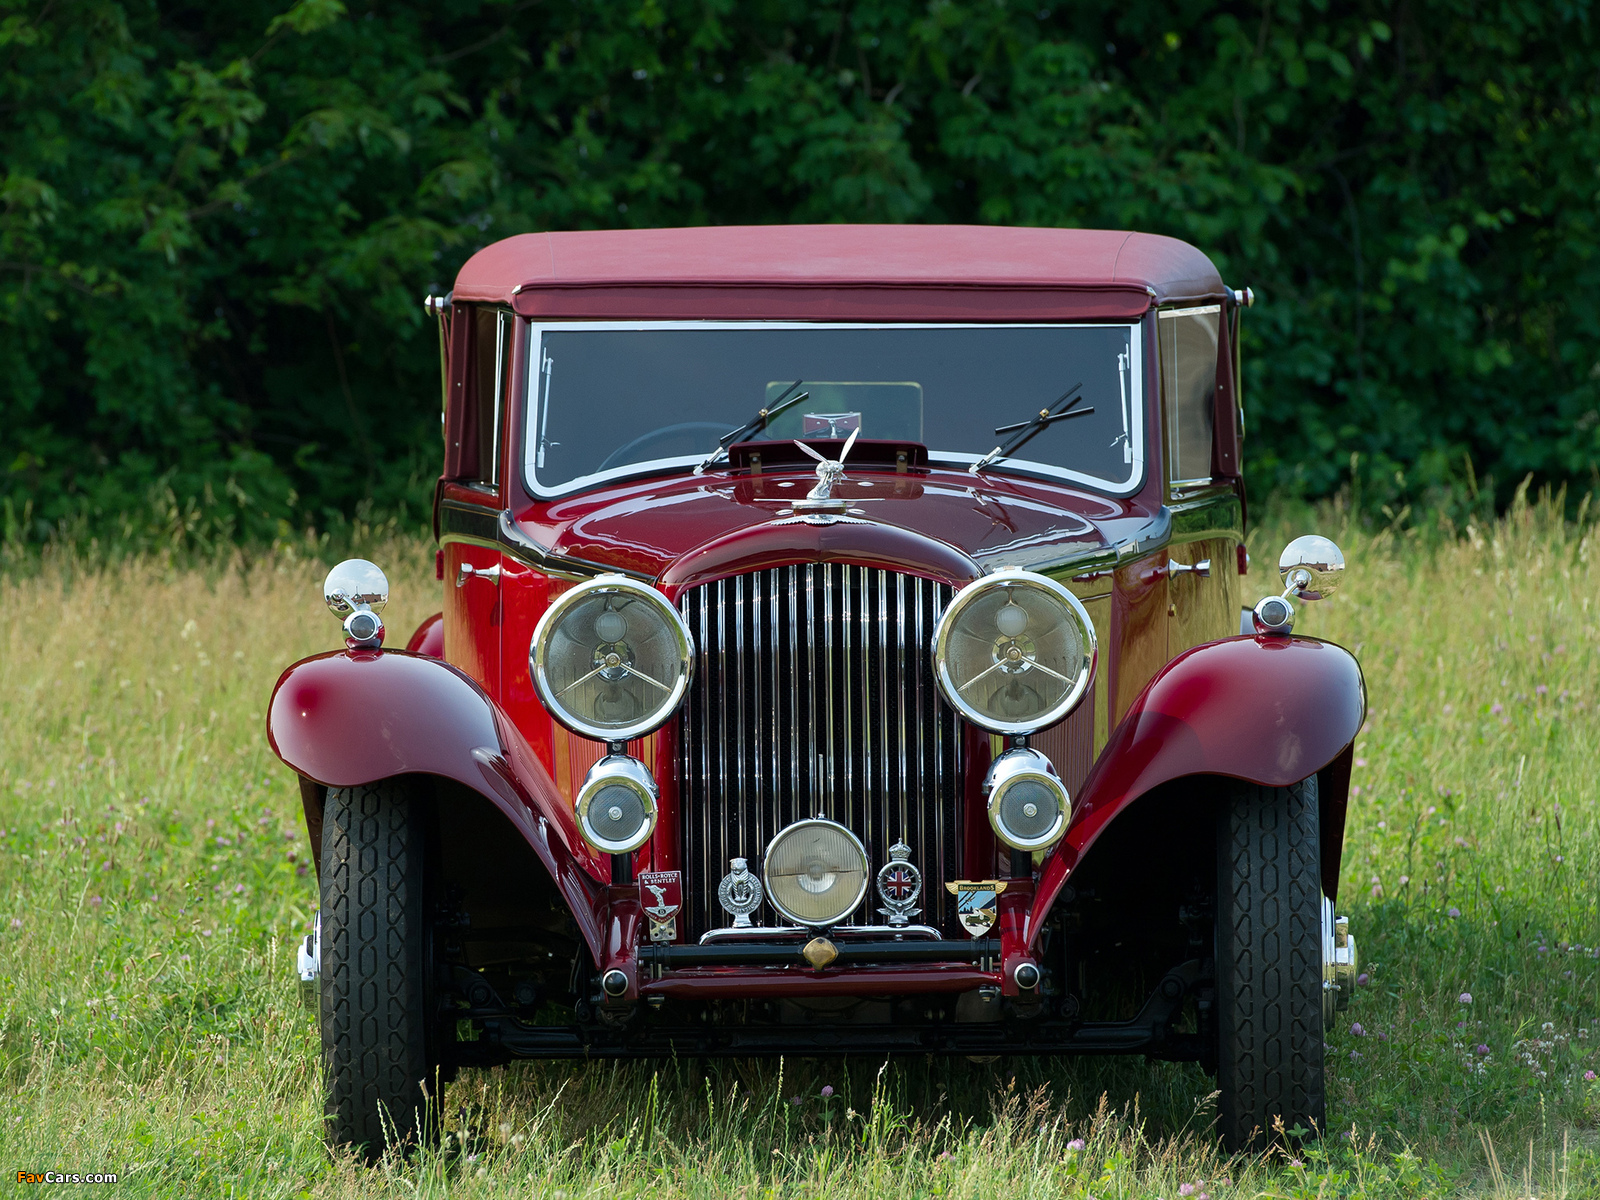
[514,466,1161,592]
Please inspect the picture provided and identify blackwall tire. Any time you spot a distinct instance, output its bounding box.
[320,780,438,1162]
[1215,776,1326,1151]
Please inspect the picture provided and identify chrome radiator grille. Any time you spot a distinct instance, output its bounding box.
[677,564,963,935]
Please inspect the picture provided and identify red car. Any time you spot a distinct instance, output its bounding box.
[268,225,1362,1159]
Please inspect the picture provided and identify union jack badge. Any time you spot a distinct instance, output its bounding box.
[875,841,922,926]
[639,869,682,944]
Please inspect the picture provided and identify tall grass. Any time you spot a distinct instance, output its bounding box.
[0,494,1595,1197]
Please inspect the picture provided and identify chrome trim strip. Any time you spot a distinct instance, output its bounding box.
[734,572,746,857]
[788,564,800,825]
[437,501,653,582]
[977,505,1175,582]
[896,573,909,841]
[842,563,855,841]
[823,562,836,820]
[699,923,942,944]
[716,576,729,878]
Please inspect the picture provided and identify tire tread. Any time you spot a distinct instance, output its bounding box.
[321,781,431,1160]
[1215,777,1325,1150]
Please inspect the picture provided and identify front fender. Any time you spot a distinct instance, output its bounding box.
[1027,635,1366,951]
[266,649,607,961]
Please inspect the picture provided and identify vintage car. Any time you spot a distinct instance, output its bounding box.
[267,225,1363,1159]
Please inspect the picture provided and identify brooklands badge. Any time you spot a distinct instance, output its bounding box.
[944,879,1008,937]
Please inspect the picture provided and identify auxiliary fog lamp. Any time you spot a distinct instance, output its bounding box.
[983,747,1071,852]
[931,568,1097,736]
[575,754,659,854]
[530,575,695,742]
[1252,535,1347,636]
[324,559,389,649]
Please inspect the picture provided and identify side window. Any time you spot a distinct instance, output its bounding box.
[471,308,511,487]
[1158,306,1220,486]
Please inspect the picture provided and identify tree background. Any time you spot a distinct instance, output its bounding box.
[3,0,1597,549]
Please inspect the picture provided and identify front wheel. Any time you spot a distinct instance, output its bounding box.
[1214,776,1326,1150]
[320,780,440,1161]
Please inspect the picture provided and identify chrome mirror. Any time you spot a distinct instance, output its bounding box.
[1277,535,1344,602]
[324,559,389,649]
[324,559,390,616]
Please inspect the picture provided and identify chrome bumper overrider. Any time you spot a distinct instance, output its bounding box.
[297,911,321,1010]
[1321,897,1357,1029]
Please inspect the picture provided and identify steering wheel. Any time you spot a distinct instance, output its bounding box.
[597,421,734,472]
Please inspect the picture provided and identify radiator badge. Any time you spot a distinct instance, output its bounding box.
[945,879,1009,937]
[717,857,764,928]
[875,841,923,926]
[639,869,682,944]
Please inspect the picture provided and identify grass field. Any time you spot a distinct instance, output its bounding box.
[0,495,1596,1198]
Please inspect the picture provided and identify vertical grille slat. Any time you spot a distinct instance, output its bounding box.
[679,566,961,935]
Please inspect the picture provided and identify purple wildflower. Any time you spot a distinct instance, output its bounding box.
[820,1085,834,1098]
[1459,992,1473,1004]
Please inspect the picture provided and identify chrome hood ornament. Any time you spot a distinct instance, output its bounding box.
[791,427,859,513]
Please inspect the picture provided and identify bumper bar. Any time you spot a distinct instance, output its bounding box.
[640,938,997,969]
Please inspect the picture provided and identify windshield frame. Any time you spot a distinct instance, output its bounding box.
[521,320,1147,500]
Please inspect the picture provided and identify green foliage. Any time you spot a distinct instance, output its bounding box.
[3,0,1598,547]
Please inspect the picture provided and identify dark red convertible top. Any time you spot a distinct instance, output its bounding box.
[453,225,1226,323]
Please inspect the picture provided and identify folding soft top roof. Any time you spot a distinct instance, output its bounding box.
[452,225,1227,323]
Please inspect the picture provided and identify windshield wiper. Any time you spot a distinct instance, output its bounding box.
[693,380,811,475]
[969,383,1091,475]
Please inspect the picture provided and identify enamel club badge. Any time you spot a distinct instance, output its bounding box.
[875,841,922,926]
[639,869,682,944]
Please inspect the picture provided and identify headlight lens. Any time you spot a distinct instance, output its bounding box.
[931,568,1096,735]
[762,819,870,927]
[575,754,658,854]
[985,747,1070,850]
[530,574,694,741]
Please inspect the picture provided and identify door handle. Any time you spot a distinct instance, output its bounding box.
[1167,558,1211,578]
[456,563,502,588]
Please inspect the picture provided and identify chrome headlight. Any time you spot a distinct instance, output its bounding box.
[530,574,694,741]
[575,754,658,854]
[762,819,869,928]
[931,568,1096,735]
[984,747,1070,851]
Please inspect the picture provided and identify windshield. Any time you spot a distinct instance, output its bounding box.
[524,322,1144,495]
